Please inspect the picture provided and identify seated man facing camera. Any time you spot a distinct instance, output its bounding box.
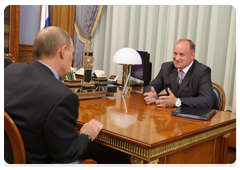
[144,39,214,109]
[4,26,103,164]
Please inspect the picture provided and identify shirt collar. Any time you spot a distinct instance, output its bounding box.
[38,61,59,80]
[178,60,194,74]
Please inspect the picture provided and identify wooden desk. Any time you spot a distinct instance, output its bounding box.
[76,87,236,164]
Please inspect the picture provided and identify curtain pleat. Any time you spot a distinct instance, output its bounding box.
[73,5,103,69]
[91,5,236,112]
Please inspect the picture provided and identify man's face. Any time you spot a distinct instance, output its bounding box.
[173,41,195,70]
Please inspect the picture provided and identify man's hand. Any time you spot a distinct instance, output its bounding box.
[156,88,177,107]
[80,119,103,141]
[144,86,157,105]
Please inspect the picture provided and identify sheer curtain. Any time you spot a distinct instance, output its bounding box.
[91,5,236,112]
[73,5,103,69]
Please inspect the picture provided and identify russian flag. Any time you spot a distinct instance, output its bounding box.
[40,5,51,31]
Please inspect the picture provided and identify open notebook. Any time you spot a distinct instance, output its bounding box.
[171,107,216,120]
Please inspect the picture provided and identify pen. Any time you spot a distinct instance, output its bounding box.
[67,73,71,80]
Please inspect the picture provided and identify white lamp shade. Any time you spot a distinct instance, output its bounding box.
[112,48,142,65]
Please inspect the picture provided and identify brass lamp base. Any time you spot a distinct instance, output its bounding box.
[121,64,132,94]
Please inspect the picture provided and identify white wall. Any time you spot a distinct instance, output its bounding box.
[19,5,40,45]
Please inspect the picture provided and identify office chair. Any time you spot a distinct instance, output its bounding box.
[212,82,226,111]
[4,111,97,167]
[4,53,15,68]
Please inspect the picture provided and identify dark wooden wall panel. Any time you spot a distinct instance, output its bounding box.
[18,44,33,64]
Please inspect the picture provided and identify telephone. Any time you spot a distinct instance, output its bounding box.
[76,68,106,78]
[92,70,106,78]
[108,75,119,82]
[76,68,84,75]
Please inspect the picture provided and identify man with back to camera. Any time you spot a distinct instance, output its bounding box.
[4,26,103,164]
[144,39,214,109]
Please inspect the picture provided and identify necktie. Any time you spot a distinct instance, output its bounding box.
[177,70,184,86]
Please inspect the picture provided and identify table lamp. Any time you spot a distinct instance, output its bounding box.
[113,48,142,89]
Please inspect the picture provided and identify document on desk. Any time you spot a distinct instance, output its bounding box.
[171,107,216,120]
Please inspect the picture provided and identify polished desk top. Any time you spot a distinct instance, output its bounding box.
[77,87,236,149]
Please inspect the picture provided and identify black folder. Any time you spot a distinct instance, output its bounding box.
[171,107,216,120]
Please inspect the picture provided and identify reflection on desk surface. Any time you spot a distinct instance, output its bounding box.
[77,88,236,145]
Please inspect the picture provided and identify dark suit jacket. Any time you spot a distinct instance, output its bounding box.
[4,60,90,164]
[144,59,214,108]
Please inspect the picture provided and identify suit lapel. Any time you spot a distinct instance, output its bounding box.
[170,68,178,96]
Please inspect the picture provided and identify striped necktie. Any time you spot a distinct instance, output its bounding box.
[177,70,184,86]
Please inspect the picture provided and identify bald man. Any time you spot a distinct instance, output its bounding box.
[4,26,103,164]
[144,39,214,109]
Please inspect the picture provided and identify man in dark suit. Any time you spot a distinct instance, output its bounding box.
[144,39,214,109]
[4,26,103,164]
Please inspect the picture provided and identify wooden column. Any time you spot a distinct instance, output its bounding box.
[50,5,75,41]
[10,5,20,62]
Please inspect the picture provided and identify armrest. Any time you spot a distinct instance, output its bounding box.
[48,160,82,167]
